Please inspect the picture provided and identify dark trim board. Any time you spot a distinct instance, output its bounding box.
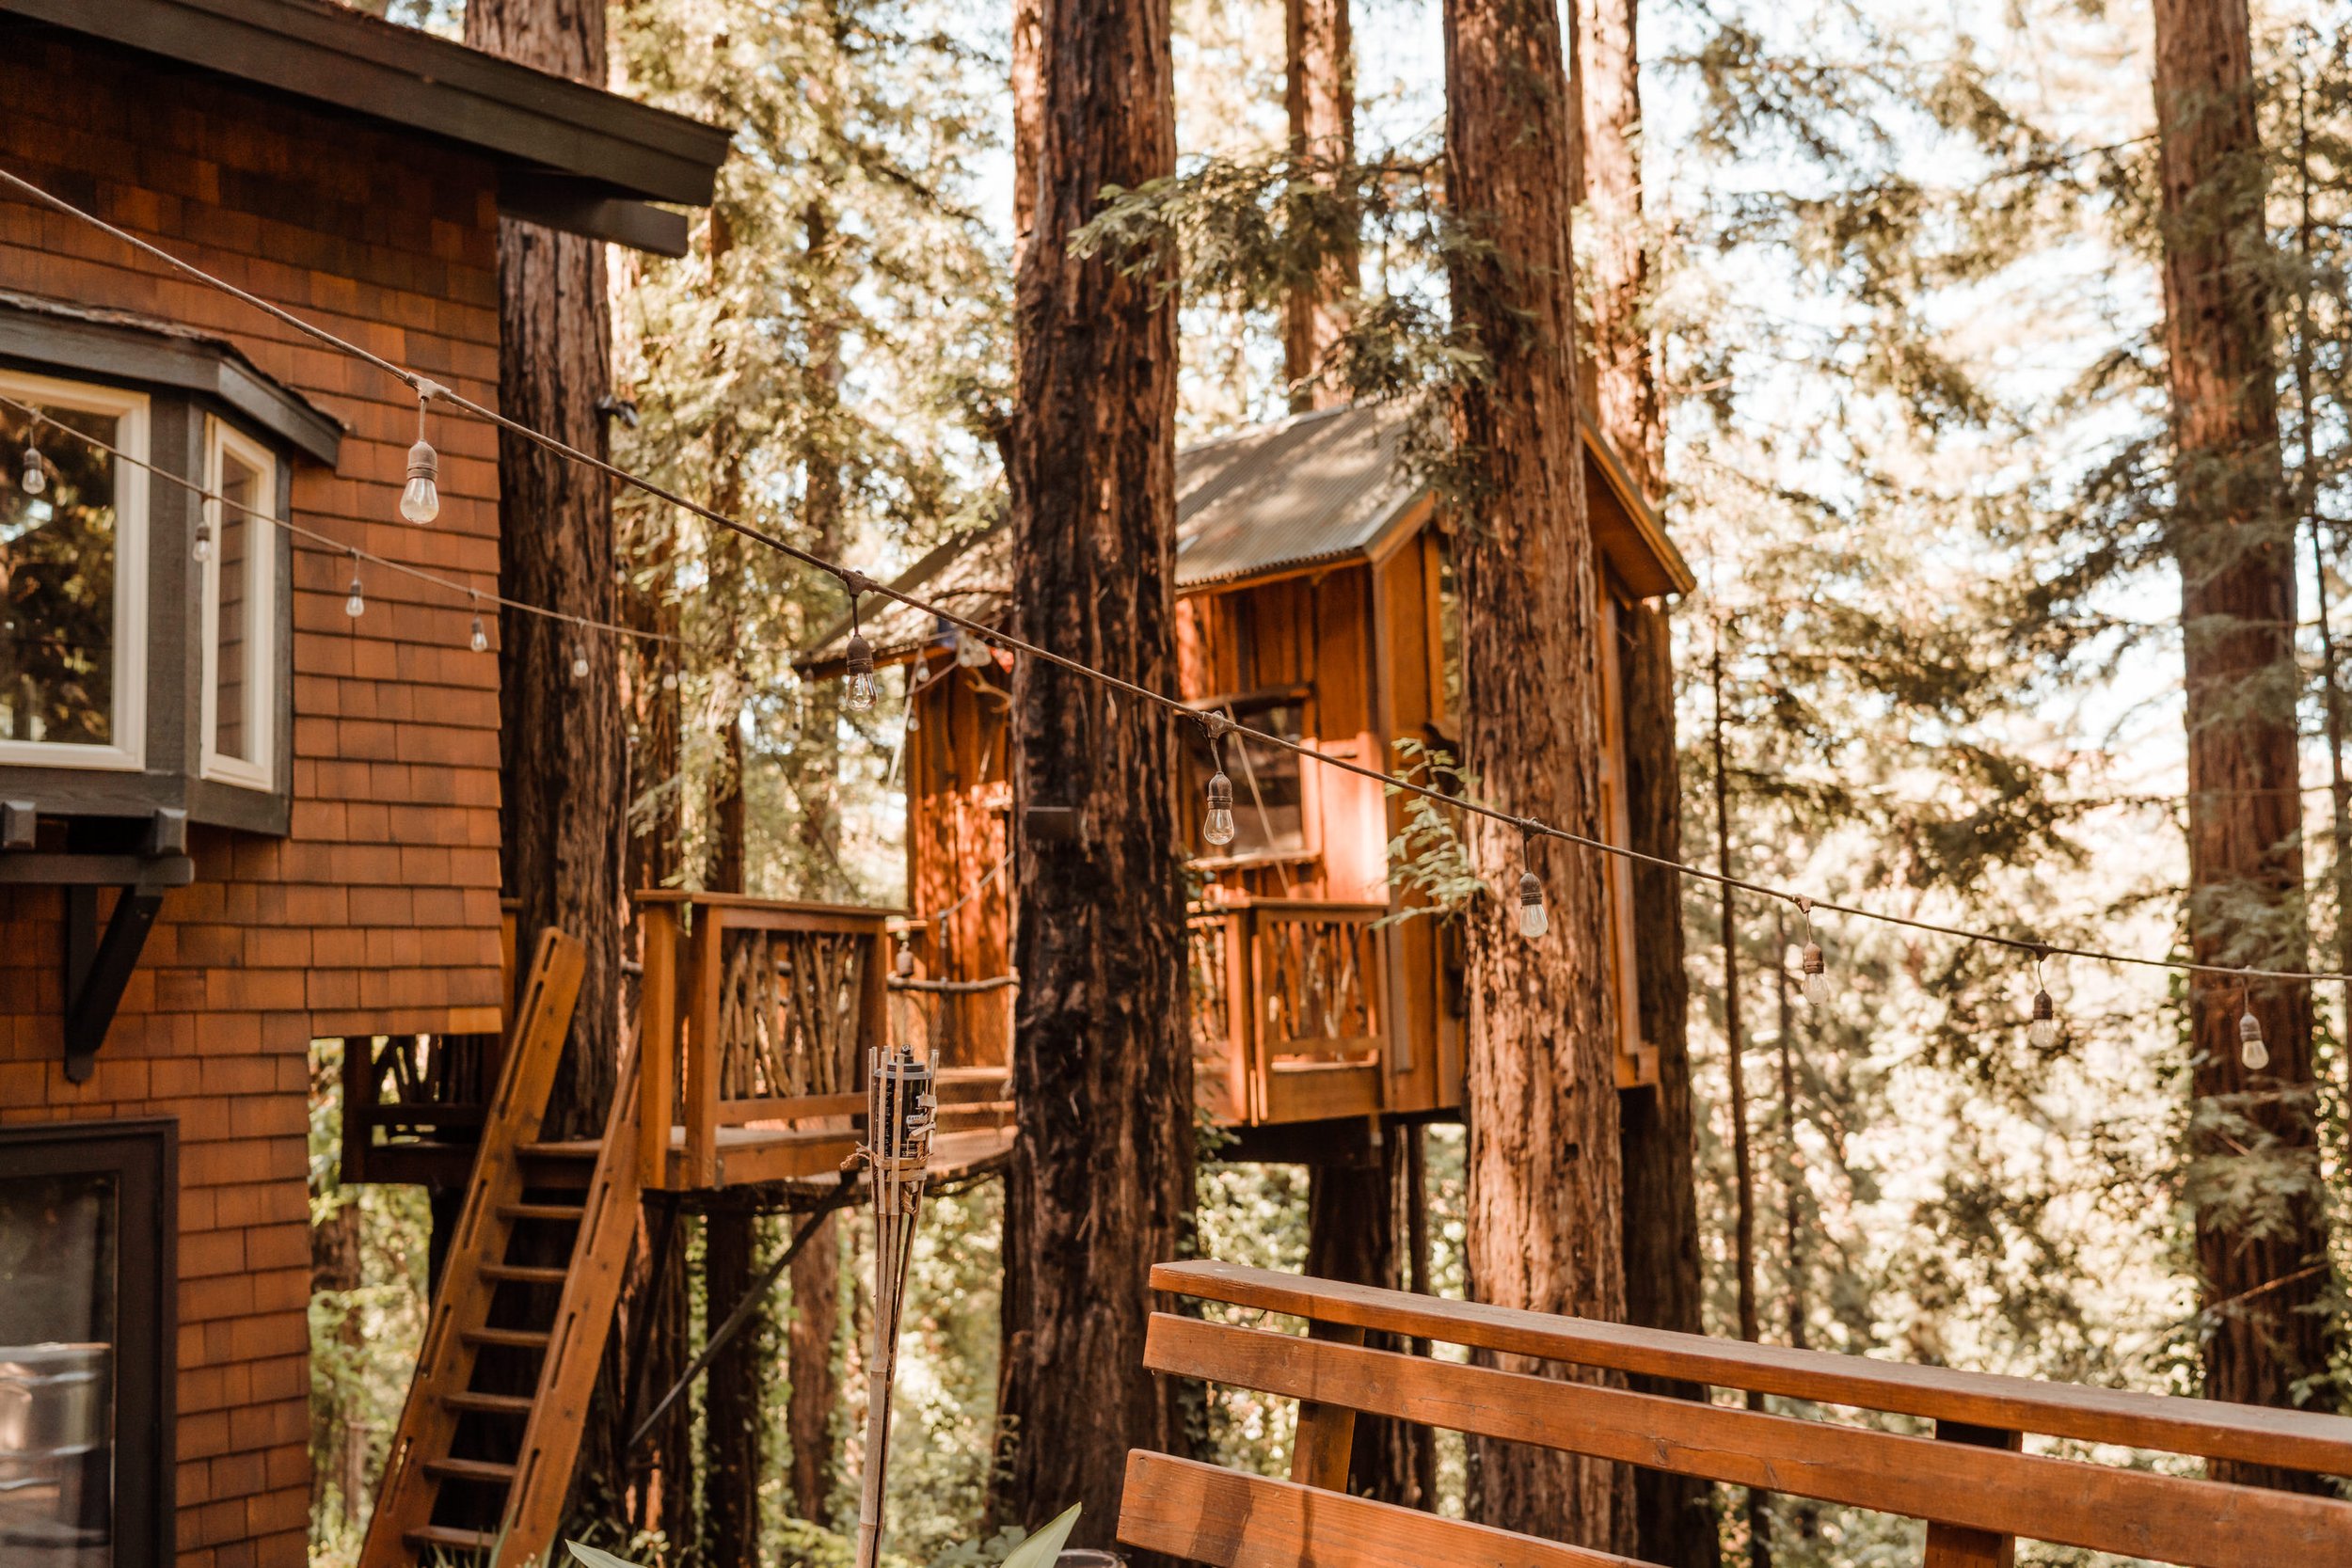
[1,0,729,251]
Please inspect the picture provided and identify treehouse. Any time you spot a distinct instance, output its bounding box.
[808,399,1695,1140]
[0,6,727,1567]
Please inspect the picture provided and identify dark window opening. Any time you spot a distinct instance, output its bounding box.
[1184,693,1311,863]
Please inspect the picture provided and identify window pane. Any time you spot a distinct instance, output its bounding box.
[212,454,257,764]
[0,1171,118,1568]
[1,404,119,748]
[1184,698,1310,859]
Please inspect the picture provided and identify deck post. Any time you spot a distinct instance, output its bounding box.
[1228,905,1261,1122]
[1286,1320,1367,1492]
[682,899,723,1187]
[637,902,678,1188]
[1921,1420,2020,1568]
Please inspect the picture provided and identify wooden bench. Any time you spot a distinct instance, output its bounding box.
[1118,1260,2352,1568]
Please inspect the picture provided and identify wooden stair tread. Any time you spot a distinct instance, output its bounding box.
[404,1525,498,1551]
[441,1390,535,1417]
[496,1202,585,1222]
[461,1327,551,1351]
[480,1263,569,1285]
[422,1457,516,1485]
[516,1141,602,1161]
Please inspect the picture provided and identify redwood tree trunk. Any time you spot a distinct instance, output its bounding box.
[1304,1136,1435,1507]
[469,0,624,1142]
[1282,0,1357,409]
[1443,0,1629,1548]
[2149,0,2339,1480]
[1578,0,1708,1558]
[995,0,1192,1547]
[700,1206,765,1562]
[787,1219,842,1522]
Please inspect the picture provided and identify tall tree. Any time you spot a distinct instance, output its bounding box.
[1281,0,1356,410]
[467,0,626,1142]
[2149,0,2338,1479]
[1574,0,1708,1556]
[995,0,1194,1549]
[1444,0,1629,1548]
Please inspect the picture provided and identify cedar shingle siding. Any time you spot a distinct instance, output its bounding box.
[0,26,506,1568]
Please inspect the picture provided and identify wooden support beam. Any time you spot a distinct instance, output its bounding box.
[1924,1421,2021,1568]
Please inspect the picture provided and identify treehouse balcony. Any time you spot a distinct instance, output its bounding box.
[1188,896,1399,1126]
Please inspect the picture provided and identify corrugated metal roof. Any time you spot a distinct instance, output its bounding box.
[1172,402,1425,586]
[802,403,1431,668]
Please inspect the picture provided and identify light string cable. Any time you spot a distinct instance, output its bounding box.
[0,391,691,652]
[13,165,2349,987]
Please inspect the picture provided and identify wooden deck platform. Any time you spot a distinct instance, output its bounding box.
[527,1122,1015,1192]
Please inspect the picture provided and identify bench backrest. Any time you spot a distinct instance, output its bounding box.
[1117,1260,2352,1568]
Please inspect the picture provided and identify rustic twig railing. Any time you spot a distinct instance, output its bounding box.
[1187,898,1390,1125]
[1123,1260,2352,1568]
[635,893,890,1188]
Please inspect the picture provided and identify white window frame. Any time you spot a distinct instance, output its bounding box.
[0,368,148,772]
[199,416,276,790]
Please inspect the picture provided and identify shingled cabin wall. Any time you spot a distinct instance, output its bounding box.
[0,28,505,1568]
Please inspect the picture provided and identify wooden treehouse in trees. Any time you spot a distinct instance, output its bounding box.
[809,400,1695,1139]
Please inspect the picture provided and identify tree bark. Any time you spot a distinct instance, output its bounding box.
[700,1207,765,1564]
[788,1215,842,1522]
[1282,0,1357,410]
[1575,0,1707,1554]
[1442,0,1629,1548]
[469,0,623,1146]
[1305,1135,1435,1507]
[2149,0,2339,1481]
[995,0,1192,1549]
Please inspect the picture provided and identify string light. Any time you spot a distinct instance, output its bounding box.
[2239,982,2268,1070]
[844,594,877,712]
[28,161,2352,994]
[956,628,993,670]
[571,645,590,680]
[2026,951,2058,1048]
[469,593,489,653]
[661,670,678,692]
[194,515,213,562]
[343,551,366,619]
[19,438,44,496]
[1517,831,1549,940]
[1198,714,1236,847]
[400,384,441,524]
[1797,899,1831,1006]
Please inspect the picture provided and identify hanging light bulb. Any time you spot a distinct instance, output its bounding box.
[399,388,440,524]
[1800,941,1831,1006]
[343,556,366,619]
[193,517,213,563]
[571,645,590,680]
[20,440,45,496]
[469,614,488,653]
[2239,1004,2269,1071]
[660,670,678,692]
[1203,768,1236,847]
[2027,989,2058,1049]
[845,628,877,711]
[956,628,992,669]
[1517,869,1549,940]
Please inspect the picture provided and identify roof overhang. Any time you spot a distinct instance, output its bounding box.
[3,0,732,256]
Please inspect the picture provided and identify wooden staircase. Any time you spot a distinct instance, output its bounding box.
[361,929,645,1568]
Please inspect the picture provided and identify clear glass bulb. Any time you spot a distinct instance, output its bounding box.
[469,615,488,653]
[956,630,992,669]
[193,522,212,562]
[660,672,678,692]
[845,631,877,711]
[21,448,45,496]
[2026,990,2058,1049]
[1517,871,1549,939]
[2240,1013,2268,1071]
[571,649,590,680]
[1203,770,1236,846]
[1799,942,1831,1005]
[344,579,366,618]
[400,439,440,524]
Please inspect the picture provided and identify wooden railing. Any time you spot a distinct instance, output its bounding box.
[1124,1261,2352,1568]
[1188,898,1389,1126]
[636,893,891,1188]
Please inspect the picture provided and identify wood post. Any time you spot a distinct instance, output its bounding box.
[637,902,677,1188]
[1287,1321,1367,1492]
[1922,1421,2020,1568]
[683,901,723,1187]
